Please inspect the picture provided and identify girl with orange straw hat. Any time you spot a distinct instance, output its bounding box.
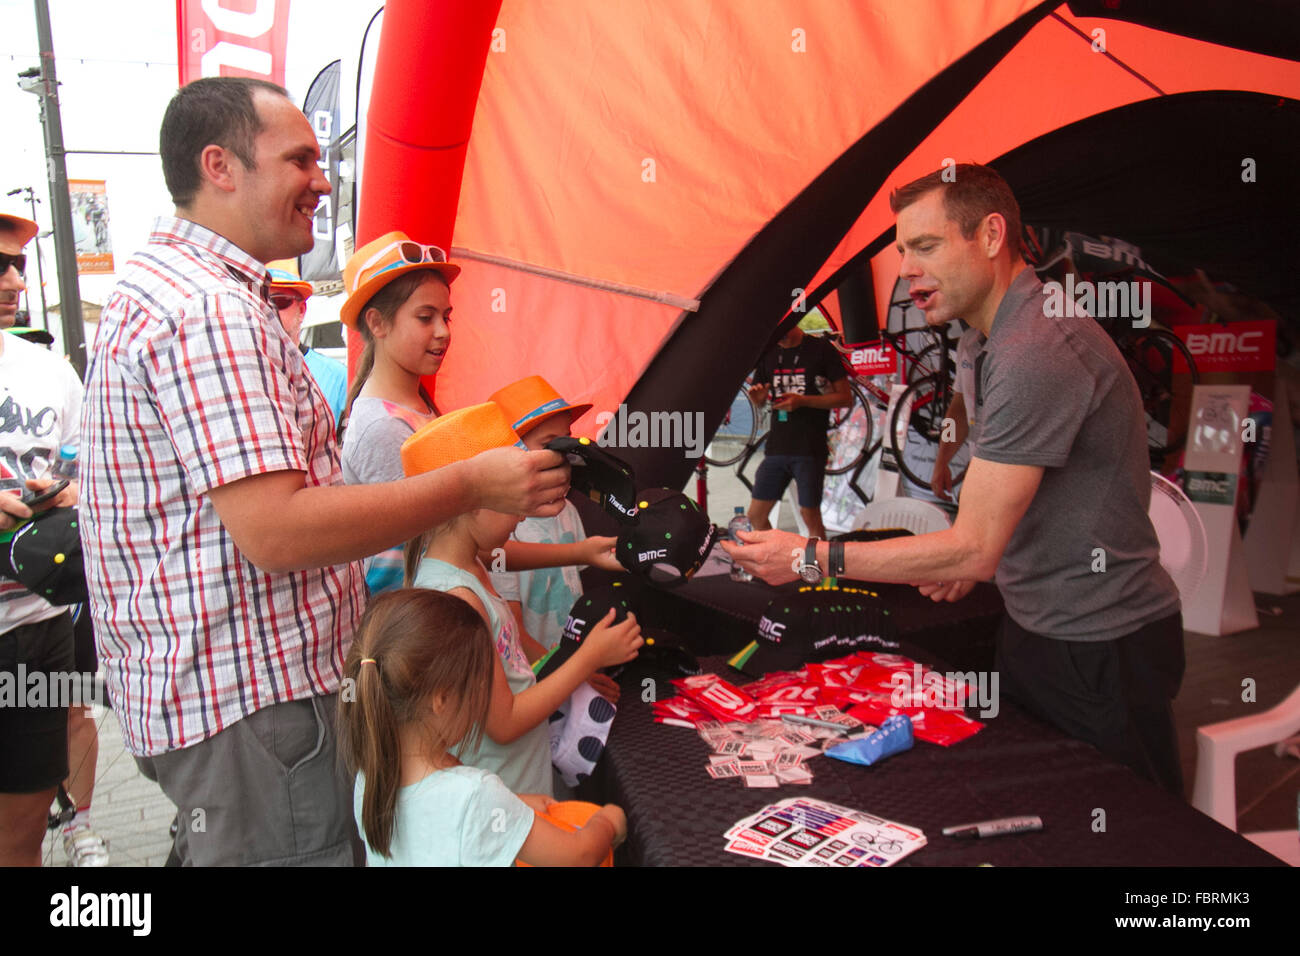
[338,231,461,593]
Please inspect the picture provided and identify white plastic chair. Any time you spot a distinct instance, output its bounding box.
[1190,681,1300,865]
[851,497,951,536]
[1147,472,1209,608]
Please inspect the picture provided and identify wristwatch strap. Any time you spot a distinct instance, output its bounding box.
[804,537,822,582]
[829,539,845,578]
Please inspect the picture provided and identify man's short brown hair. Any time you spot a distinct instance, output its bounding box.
[889,163,1022,260]
[160,76,289,208]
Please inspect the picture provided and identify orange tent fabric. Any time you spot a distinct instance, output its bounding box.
[358,0,1300,484]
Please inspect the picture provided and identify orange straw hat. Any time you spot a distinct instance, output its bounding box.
[340,230,462,329]
[400,402,521,477]
[489,375,594,435]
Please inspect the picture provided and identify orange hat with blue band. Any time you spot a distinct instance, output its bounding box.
[400,402,522,477]
[489,375,593,435]
[266,261,313,300]
[341,231,461,329]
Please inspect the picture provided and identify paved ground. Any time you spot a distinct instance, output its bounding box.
[41,702,174,867]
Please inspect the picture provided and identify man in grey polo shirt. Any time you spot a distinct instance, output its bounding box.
[726,164,1184,795]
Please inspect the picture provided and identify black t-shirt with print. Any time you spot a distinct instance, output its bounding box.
[753,333,847,458]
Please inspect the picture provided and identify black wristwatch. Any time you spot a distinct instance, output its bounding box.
[798,537,824,585]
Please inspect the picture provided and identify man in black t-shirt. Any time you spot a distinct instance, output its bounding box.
[746,326,850,540]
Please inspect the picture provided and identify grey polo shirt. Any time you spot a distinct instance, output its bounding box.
[970,268,1180,640]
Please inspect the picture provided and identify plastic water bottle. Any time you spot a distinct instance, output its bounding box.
[52,444,78,480]
[728,507,753,582]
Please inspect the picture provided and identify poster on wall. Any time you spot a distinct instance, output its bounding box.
[69,179,114,274]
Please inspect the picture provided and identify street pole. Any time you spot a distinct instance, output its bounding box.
[30,0,87,376]
[6,187,48,330]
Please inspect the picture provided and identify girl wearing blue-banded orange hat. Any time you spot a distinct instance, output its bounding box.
[338,232,460,593]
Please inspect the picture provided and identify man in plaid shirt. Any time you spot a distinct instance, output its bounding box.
[80,78,570,865]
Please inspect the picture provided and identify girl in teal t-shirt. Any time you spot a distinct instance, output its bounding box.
[338,588,627,866]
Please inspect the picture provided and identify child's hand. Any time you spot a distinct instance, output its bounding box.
[595,804,628,848]
[579,535,621,571]
[582,609,643,670]
[587,672,621,703]
[518,793,557,817]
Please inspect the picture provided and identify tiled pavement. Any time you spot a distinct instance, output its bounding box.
[41,699,174,868]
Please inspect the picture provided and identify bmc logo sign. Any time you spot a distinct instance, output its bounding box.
[178,0,291,87]
[1173,321,1276,374]
[847,341,897,376]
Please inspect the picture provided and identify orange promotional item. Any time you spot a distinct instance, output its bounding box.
[515,801,614,868]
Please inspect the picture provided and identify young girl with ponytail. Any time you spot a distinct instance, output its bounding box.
[339,588,627,866]
[339,232,457,593]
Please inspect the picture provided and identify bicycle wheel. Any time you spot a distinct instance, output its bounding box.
[889,375,969,494]
[825,379,879,476]
[904,339,947,385]
[704,386,765,466]
[1122,328,1199,462]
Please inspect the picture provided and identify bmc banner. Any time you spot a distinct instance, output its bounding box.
[1173,320,1277,374]
[176,0,292,87]
[845,340,897,377]
[298,59,342,281]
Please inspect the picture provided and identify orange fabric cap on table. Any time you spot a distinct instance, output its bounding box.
[400,401,520,477]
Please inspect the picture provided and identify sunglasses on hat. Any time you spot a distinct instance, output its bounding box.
[357,238,448,283]
[0,253,26,276]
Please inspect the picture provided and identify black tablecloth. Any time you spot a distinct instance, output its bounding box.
[584,569,1006,671]
[587,653,1279,867]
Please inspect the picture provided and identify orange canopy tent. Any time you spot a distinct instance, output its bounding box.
[357,0,1300,489]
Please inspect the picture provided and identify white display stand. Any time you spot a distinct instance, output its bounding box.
[871,383,911,502]
[1243,378,1300,595]
[1181,385,1259,636]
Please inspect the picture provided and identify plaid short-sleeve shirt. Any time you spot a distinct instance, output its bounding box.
[80,217,366,757]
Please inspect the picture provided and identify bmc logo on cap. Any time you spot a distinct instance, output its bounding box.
[638,549,668,563]
[758,616,786,642]
[562,615,585,640]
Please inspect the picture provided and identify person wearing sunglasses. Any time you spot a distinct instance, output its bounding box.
[267,265,347,426]
[78,77,571,867]
[337,232,459,595]
[0,246,28,329]
[0,211,95,865]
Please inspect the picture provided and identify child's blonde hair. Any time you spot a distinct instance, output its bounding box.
[338,588,495,858]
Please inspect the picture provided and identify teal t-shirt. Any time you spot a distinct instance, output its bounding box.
[412,558,554,796]
[355,765,534,866]
[488,501,586,650]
